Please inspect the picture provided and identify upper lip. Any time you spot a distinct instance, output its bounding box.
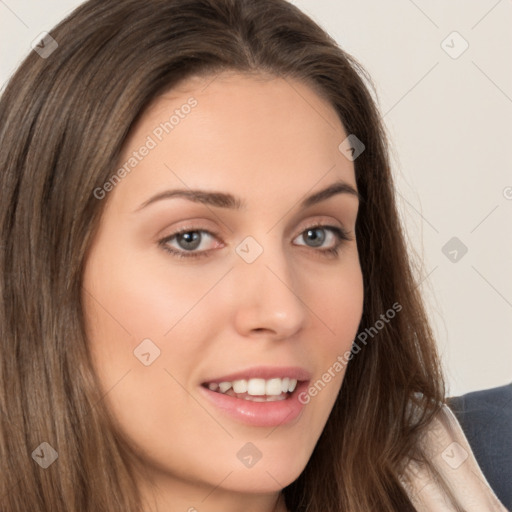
[201,366,312,384]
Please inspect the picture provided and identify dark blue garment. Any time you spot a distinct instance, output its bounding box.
[448,382,512,510]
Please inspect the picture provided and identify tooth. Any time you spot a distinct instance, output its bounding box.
[266,378,283,396]
[216,377,298,396]
[218,382,232,393]
[232,379,248,393]
[247,378,266,396]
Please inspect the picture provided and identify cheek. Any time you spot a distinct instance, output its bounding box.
[81,236,229,414]
[81,251,216,470]
[81,257,209,414]
[301,257,364,403]
[82,237,224,344]
[310,255,364,350]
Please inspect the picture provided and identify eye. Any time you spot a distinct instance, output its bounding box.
[159,224,352,260]
[293,224,351,255]
[159,229,221,258]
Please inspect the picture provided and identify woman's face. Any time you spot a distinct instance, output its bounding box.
[82,71,364,508]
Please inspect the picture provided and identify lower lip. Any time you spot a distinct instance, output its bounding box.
[199,381,309,427]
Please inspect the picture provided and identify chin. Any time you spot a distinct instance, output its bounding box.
[220,467,304,494]
[215,444,312,493]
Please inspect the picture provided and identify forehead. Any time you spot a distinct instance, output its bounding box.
[111,71,356,209]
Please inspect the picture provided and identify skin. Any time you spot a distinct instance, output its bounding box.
[82,71,364,512]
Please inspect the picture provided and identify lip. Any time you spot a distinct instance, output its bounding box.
[199,379,310,427]
[199,366,311,428]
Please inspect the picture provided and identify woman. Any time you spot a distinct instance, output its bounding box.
[0,0,507,511]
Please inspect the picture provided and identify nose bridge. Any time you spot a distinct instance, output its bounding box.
[232,233,307,337]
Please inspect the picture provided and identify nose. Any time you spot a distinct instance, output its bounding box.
[231,243,307,340]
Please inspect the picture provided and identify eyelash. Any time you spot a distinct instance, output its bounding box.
[158,223,352,260]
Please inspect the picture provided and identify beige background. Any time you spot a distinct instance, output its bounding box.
[1,0,511,397]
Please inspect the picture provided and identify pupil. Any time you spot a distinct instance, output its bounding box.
[178,231,201,250]
[306,228,325,247]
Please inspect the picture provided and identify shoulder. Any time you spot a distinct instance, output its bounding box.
[401,403,509,511]
[448,383,512,509]
[448,382,512,436]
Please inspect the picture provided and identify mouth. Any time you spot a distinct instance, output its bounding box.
[198,366,311,426]
[201,377,300,402]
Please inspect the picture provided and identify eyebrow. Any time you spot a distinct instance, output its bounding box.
[134,179,360,212]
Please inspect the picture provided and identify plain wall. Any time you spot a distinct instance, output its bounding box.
[1,0,511,397]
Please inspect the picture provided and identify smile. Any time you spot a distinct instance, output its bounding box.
[199,367,311,427]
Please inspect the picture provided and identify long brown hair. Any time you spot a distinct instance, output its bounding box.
[0,0,449,510]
